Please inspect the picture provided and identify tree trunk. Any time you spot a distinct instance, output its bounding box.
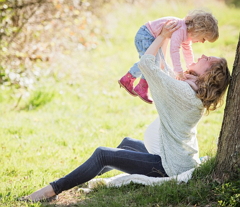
[213,34,240,182]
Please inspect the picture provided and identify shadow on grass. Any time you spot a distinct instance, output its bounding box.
[40,184,149,207]
[32,159,240,207]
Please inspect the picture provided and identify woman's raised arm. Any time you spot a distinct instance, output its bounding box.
[145,21,180,56]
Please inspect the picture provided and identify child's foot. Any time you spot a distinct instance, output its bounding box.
[118,72,137,97]
[134,79,153,104]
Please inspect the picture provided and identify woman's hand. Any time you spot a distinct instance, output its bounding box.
[160,20,180,38]
[145,21,179,56]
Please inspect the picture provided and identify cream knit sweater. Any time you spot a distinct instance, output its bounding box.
[138,54,204,177]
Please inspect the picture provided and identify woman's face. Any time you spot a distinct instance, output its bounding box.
[188,54,220,76]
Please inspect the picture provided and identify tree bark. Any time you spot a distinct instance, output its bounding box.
[213,34,240,182]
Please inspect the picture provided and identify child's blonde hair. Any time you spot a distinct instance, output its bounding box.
[185,10,219,42]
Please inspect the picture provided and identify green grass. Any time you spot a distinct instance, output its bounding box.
[1,0,240,206]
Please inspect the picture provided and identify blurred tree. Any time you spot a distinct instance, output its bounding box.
[213,34,240,182]
[0,0,104,90]
[0,0,145,91]
[224,0,240,7]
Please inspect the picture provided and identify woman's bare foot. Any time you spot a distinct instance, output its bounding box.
[25,185,57,202]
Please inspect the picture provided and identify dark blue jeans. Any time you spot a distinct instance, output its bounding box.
[50,137,168,194]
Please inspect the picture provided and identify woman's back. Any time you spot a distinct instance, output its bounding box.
[139,54,204,176]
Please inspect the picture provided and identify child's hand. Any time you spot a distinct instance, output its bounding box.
[175,72,186,80]
[184,73,198,82]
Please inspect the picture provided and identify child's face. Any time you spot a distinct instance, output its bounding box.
[191,34,207,43]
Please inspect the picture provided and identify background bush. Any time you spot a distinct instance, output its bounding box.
[0,0,113,89]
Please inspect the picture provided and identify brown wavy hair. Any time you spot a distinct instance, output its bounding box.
[185,10,219,42]
[195,58,231,114]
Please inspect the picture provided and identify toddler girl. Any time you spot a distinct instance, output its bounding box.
[118,10,219,104]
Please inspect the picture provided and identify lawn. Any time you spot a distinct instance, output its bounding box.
[0,0,240,206]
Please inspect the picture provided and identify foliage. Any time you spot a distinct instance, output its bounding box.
[225,0,240,7]
[0,0,108,91]
[21,87,55,110]
[215,179,240,206]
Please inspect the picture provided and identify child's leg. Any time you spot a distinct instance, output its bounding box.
[134,78,153,104]
[119,26,154,97]
[130,26,155,103]
[129,26,155,77]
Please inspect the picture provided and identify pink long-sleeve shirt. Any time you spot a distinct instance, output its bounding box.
[145,17,194,74]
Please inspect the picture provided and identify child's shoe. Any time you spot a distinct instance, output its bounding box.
[134,79,153,104]
[118,72,137,96]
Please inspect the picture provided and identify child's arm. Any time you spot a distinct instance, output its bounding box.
[170,31,187,80]
[182,42,194,69]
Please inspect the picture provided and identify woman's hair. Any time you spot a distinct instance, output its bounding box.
[185,10,219,42]
[195,58,231,114]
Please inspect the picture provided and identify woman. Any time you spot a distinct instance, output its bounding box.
[19,21,231,202]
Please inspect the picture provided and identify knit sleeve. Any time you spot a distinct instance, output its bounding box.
[138,54,200,107]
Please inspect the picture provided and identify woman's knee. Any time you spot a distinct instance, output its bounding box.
[94,146,107,155]
[94,146,114,158]
[117,137,132,148]
[92,146,114,165]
